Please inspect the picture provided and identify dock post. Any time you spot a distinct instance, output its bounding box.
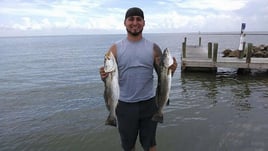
[246,43,252,63]
[184,37,187,44]
[199,37,201,46]
[208,42,212,59]
[239,42,246,59]
[182,42,186,58]
[213,43,218,62]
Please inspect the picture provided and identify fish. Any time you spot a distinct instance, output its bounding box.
[103,51,119,127]
[152,48,173,123]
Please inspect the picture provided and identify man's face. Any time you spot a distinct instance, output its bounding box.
[124,16,145,36]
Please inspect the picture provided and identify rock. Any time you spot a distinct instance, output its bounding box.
[253,51,265,57]
[222,49,232,57]
[222,44,268,58]
[228,50,240,57]
[264,45,268,51]
[259,44,265,50]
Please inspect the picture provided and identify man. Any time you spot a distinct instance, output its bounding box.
[99,7,177,151]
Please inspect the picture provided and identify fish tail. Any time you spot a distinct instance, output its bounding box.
[105,114,117,127]
[166,98,170,106]
[151,112,164,123]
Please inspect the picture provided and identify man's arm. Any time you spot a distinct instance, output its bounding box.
[153,43,162,75]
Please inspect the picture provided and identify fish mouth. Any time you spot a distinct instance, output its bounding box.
[105,51,112,60]
[162,48,173,67]
[104,51,116,73]
[163,48,170,56]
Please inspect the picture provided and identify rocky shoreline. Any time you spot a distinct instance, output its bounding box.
[222,44,268,58]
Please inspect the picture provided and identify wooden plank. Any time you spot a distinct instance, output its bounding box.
[251,58,268,63]
[216,62,249,68]
[216,57,248,68]
[182,60,214,68]
[249,63,268,69]
[182,57,268,69]
[249,58,268,69]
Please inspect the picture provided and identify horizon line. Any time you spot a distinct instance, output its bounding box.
[1,31,268,38]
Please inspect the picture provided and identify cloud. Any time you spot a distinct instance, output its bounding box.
[165,0,248,11]
[0,0,267,36]
[173,1,246,16]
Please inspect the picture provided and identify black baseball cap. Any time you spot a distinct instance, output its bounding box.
[125,7,144,20]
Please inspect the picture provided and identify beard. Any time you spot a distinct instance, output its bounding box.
[126,28,143,36]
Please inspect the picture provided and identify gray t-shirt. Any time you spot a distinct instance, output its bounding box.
[116,37,155,102]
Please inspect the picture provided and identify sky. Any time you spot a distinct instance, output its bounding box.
[0,0,268,37]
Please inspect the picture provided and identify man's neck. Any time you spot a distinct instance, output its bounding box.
[127,33,143,42]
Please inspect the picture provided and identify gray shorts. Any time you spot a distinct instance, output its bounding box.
[116,97,158,151]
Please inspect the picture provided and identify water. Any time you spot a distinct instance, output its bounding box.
[0,33,267,151]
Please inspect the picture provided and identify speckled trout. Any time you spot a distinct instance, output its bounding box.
[103,51,119,127]
[152,48,173,123]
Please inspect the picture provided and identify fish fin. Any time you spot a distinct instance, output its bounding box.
[151,112,164,123]
[105,115,117,127]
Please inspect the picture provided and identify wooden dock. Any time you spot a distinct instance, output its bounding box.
[181,38,268,72]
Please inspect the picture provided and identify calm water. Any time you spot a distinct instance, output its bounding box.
[0,33,268,151]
